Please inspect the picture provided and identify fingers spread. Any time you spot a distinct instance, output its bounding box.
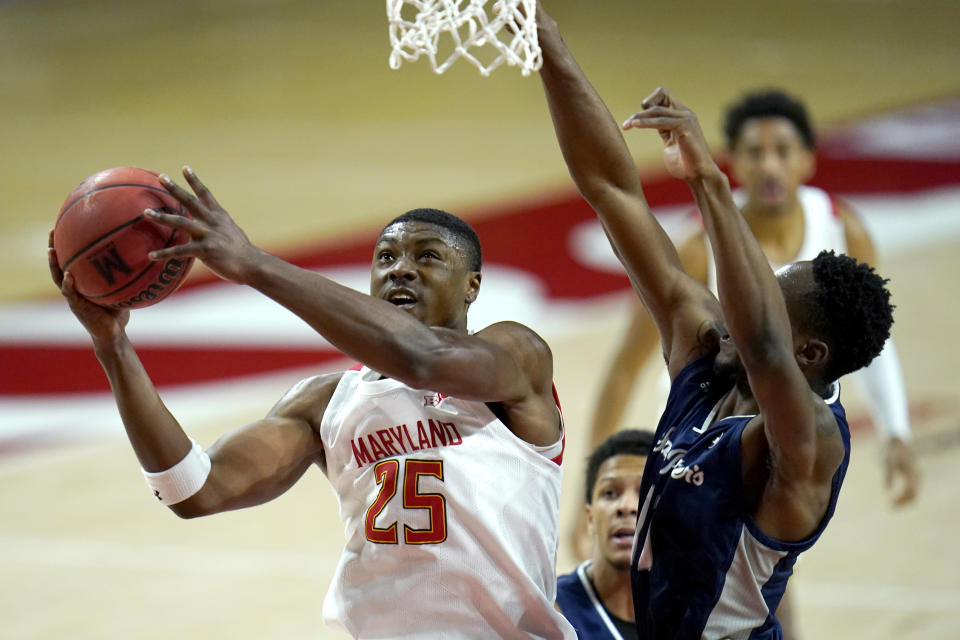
[148,243,195,261]
[158,173,209,220]
[182,166,221,209]
[146,209,207,237]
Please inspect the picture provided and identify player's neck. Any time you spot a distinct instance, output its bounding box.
[719,387,760,420]
[587,560,635,622]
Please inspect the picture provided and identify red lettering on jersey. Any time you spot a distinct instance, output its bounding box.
[367,434,388,461]
[376,428,402,456]
[416,421,431,449]
[351,438,374,467]
[402,424,421,451]
[428,419,447,448]
[442,421,462,445]
[388,425,409,453]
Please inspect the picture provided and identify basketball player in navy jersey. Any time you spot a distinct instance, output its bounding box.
[536,8,893,638]
[557,430,652,639]
[588,90,918,511]
[582,88,919,638]
[49,181,576,638]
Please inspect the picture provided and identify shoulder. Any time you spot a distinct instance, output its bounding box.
[474,321,553,365]
[555,566,588,608]
[834,199,877,263]
[809,188,862,228]
[813,393,847,473]
[268,371,346,424]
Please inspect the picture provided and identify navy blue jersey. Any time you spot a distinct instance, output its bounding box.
[630,352,850,639]
[557,561,639,640]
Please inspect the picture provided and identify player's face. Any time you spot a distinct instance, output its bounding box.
[370,221,479,330]
[713,263,815,390]
[587,454,645,571]
[730,117,814,213]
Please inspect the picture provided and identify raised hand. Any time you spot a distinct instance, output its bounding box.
[146,167,262,284]
[48,229,130,343]
[622,87,721,183]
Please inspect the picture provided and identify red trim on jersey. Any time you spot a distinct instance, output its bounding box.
[551,383,565,466]
[827,192,842,218]
[348,362,363,371]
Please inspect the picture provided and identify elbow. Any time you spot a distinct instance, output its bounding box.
[170,506,203,520]
[166,489,223,520]
[169,501,214,520]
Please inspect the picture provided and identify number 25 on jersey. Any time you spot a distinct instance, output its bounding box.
[364,458,447,545]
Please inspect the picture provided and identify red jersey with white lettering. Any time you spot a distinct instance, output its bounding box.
[315,366,574,639]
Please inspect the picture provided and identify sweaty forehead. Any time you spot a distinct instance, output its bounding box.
[378,221,459,247]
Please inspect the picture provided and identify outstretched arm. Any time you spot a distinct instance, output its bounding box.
[588,233,711,448]
[147,169,559,446]
[49,231,328,518]
[536,8,720,379]
[624,90,842,509]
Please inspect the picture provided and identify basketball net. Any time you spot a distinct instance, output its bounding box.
[387,0,541,76]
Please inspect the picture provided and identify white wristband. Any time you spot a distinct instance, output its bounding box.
[142,438,211,505]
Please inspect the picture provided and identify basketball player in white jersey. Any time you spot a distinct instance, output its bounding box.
[588,89,918,507]
[48,168,576,639]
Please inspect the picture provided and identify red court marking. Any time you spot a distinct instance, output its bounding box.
[1,345,345,395]
[5,112,960,396]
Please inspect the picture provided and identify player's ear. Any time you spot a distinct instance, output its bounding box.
[584,504,596,535]
[465,272,481,304]
[795,338,828,369]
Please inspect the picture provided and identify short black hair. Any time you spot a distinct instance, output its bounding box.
[381,208,482,272]
[723,89,815,151]
[584,429,654,504]
[805,250,894,382]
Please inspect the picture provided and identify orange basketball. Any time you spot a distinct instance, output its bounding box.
[53,167,195,309]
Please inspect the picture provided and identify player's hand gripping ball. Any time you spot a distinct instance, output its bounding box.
[52,167,195,309]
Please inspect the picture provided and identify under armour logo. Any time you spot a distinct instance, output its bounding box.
[154,490,162,501]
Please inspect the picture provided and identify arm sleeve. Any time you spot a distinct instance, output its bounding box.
[850,338,912,441]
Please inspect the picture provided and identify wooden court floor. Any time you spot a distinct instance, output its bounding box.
[2,1,959,638]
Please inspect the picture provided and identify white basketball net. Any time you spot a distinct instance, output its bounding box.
[387,0,541,76]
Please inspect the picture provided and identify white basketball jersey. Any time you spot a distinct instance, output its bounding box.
[318,366,576,640]
[708,185,847,294]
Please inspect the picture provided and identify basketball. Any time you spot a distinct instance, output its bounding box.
[53,167,195,309]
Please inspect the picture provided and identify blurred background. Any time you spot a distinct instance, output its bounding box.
[2,0,959,638]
